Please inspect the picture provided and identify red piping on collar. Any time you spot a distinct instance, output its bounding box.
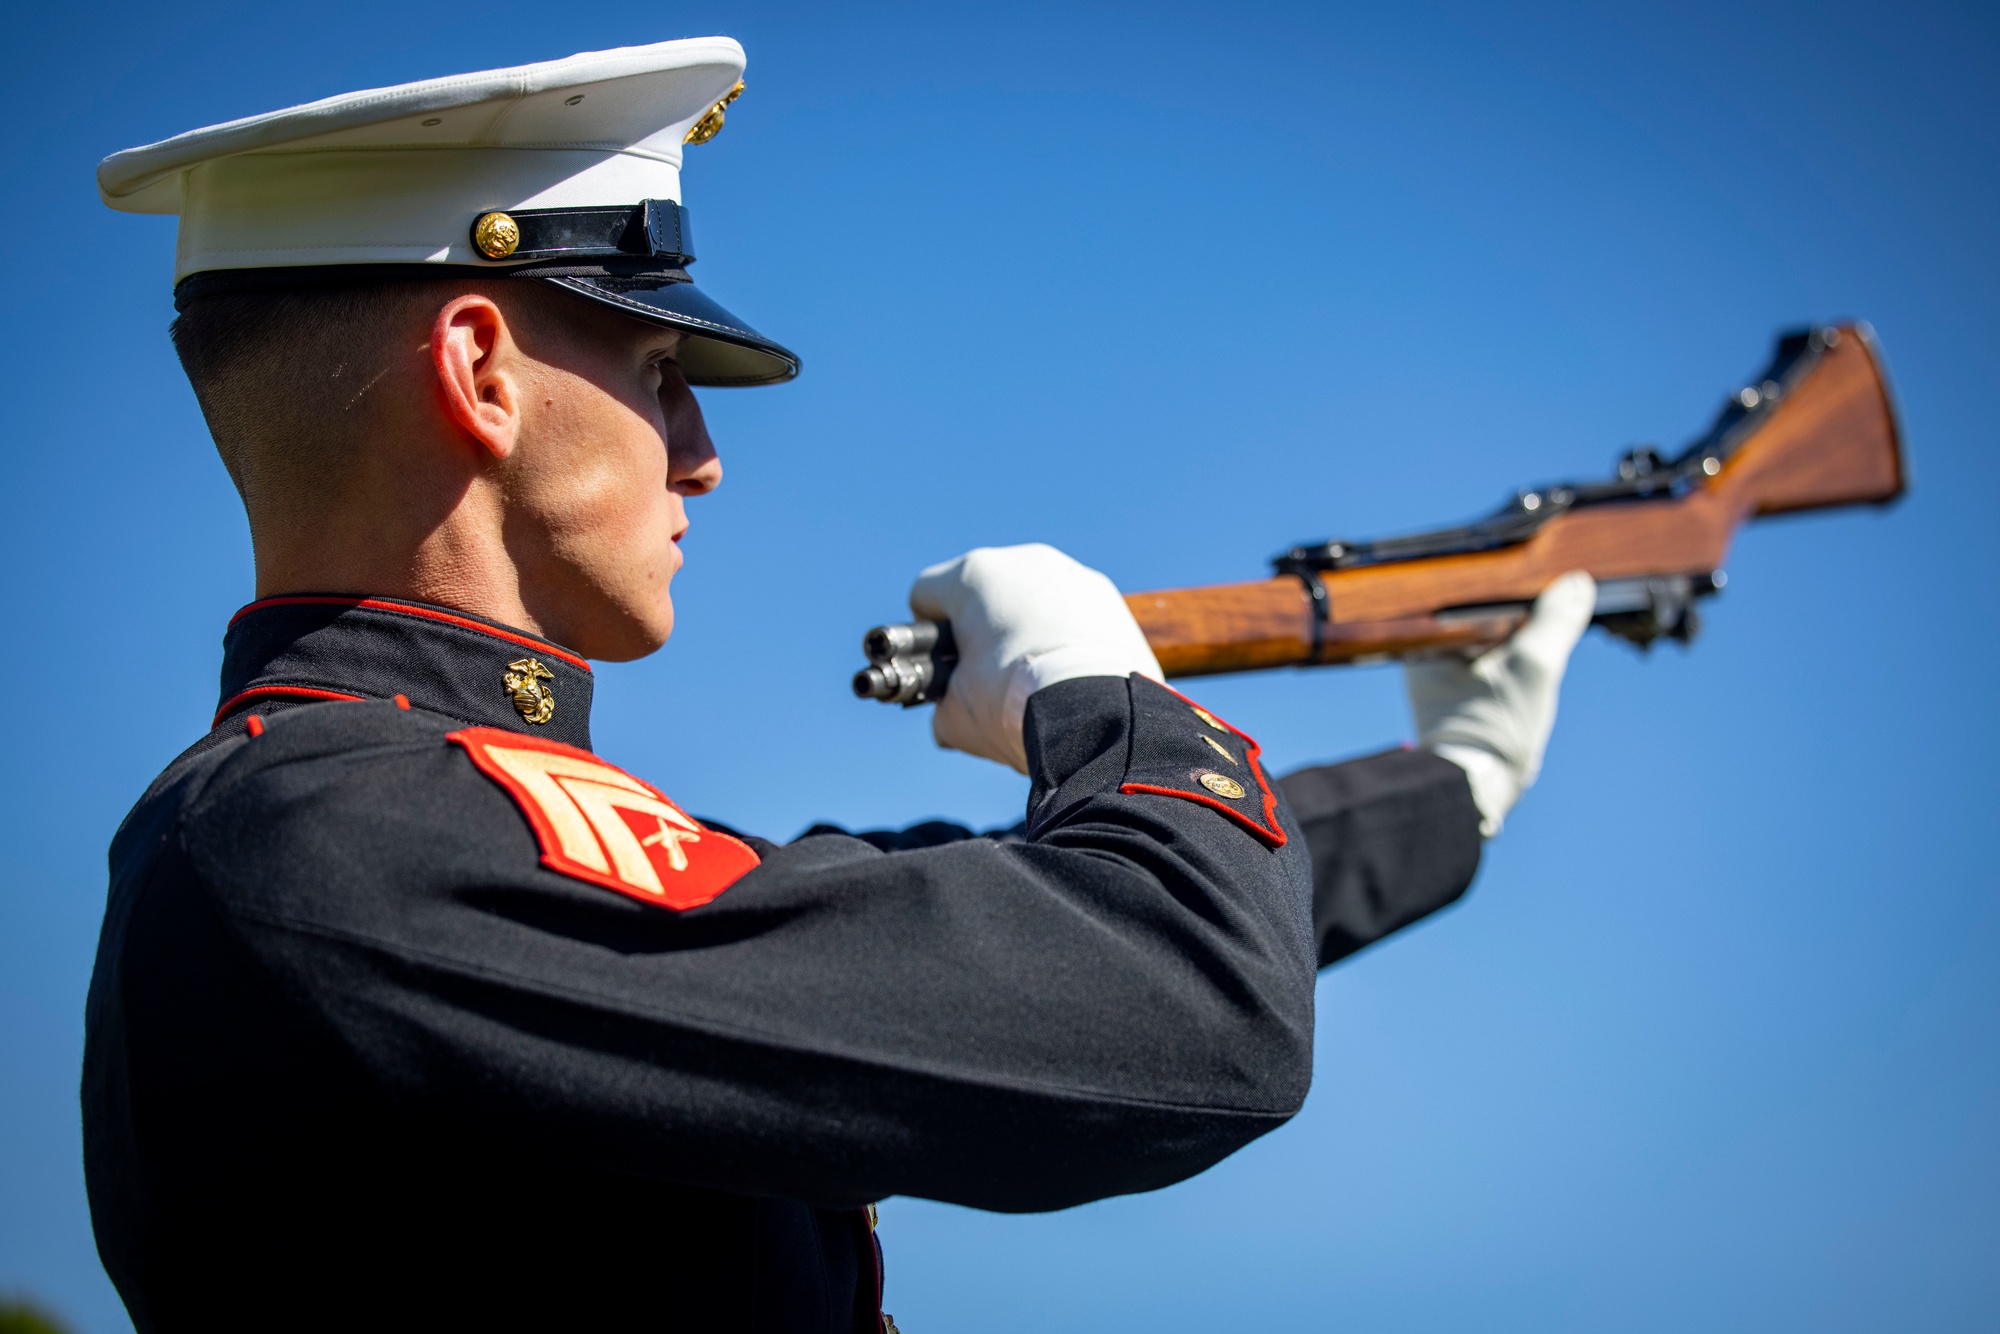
[213,684,365,728]
[230,596,592,672]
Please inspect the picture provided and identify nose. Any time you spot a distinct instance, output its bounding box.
[661,361,722,496]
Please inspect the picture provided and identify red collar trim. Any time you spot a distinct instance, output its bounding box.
[212,684,366,728]
[229,596,592,673]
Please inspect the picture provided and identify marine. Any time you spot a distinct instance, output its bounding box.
[83,37,1594,1332]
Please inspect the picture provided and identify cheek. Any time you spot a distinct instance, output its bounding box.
[524,374,673,546]
[582,415,673,541]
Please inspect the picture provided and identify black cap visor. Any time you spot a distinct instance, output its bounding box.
[540,274,798,387]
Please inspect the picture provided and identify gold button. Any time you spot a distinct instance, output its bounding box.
[1190,706,1228,733]
[1198,771,1246,799]
[472,211,521,259]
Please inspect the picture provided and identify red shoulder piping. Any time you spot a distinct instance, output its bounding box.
[1118,683,1288,848]
[229,596,592,672]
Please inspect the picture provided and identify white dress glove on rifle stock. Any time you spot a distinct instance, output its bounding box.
[910,544,1164,773]
[1404,572,1596,837]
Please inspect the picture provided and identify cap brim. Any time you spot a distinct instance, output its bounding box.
[172,262,800,389]
[541,275,798,387]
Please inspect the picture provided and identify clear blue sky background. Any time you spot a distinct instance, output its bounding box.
[3,2,1995,1329]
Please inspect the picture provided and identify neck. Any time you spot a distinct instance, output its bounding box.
[249,458,547,641]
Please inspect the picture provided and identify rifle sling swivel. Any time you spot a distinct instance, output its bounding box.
[1272,556,1333,665]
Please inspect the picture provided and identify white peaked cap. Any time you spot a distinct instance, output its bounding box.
[98,38,798,387]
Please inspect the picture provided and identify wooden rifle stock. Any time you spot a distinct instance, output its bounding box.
[1132,324,1900,676]
[854,324,1904,703]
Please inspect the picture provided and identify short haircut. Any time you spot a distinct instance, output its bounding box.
[170,282,439,511]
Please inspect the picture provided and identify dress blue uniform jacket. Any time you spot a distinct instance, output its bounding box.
[83,596,1480,1333]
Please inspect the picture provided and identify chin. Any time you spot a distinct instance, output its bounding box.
[644,602,676,652]
[587,603,674,662]
[544,550,679,661]
[543,583,672,661]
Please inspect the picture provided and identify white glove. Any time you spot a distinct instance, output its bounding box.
[910,544,1164,773]
[1404,571,1596,836]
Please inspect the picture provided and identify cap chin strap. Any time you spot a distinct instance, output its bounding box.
[474,199,695,266]
[165,195,799,387]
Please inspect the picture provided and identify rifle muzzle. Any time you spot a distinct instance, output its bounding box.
[852,620,957,705]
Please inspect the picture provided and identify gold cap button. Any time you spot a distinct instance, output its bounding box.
[1198,771,1246,799]
[472,211,520,259]
[1190,706,1229,733]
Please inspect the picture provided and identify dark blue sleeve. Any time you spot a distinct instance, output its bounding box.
[1279,748,1485,967]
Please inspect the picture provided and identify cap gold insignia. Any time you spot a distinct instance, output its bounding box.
[1198,771,1247,800]
[1190,706,1228,733]
[683,80,744,146]
[472,211,520,259]
[1200,734,1239,766]
[503,657,555,725]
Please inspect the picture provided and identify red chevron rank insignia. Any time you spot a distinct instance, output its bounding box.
[449,727,759,909]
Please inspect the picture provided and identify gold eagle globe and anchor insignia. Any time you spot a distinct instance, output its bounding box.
[503,657,556,725]
[682,80,744,146]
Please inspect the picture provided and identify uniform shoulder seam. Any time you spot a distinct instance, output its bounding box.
[181,723,459,825]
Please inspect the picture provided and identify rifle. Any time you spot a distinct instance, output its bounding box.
[853,324,1904,705]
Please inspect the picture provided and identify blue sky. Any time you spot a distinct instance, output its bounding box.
[3,2,1996,1329]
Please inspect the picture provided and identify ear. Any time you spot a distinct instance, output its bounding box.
[431,295,523,459]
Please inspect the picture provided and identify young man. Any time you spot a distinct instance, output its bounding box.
[85,38,1592,1334]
